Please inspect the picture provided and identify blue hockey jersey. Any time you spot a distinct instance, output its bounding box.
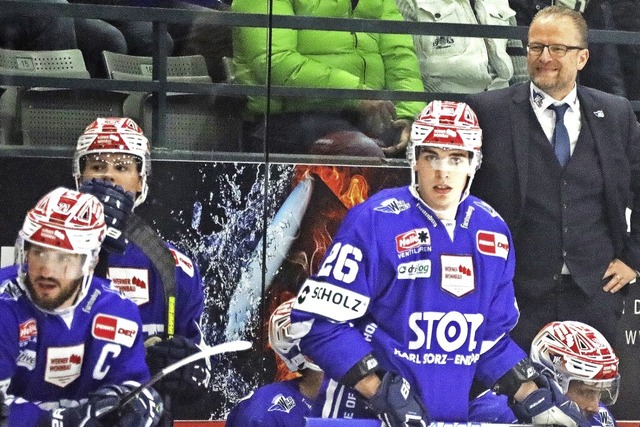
[291,186,527,421]
[226,376,374,427]
[106,241,204,343]
[0,268,150,427]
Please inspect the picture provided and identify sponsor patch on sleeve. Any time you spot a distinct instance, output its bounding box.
[92,314,139,348]
[294,279,369,322]
[476,231,509,260]
[169,248,195,278]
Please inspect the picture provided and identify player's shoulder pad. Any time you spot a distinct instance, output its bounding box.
[166,245,196,278]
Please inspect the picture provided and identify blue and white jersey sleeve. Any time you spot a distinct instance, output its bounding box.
[226,379,314,427]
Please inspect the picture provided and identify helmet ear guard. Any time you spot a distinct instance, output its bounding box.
[530,320,620,405]
[73,117,151,207]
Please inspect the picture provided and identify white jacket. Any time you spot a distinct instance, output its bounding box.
[395,0,521,93]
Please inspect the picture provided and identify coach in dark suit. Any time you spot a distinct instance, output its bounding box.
[467,5,640,350]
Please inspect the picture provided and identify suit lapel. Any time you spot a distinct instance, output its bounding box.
[510,84,531,212]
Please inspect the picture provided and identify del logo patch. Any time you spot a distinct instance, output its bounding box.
[92,314,138,348]
[476,231,509,260]
[108,267,150,305]
[45,343,84,387]
[440,255,475,297]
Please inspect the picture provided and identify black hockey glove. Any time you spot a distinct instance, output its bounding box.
[510,373,590,427]
[40,381,163,427]
[145,335,213,402]
[79,178,134,254]
[367,371,430,427]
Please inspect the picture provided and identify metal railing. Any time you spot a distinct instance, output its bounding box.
[0,0,639,164]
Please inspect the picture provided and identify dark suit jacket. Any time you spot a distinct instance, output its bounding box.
[467,83,640,273]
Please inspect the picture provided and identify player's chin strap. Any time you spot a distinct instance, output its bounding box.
[125,213,177,339]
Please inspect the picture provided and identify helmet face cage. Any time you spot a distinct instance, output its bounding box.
[408,101,482,199]
[17,188,106,293]
[530,321,620,405]
[269,298,321,372]
[73,117,151,207]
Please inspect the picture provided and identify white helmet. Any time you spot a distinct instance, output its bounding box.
[269,298,322,372]
[408,101,482,201]
[16,187,107,296]
[73,117,151,207]
[531,321,620,405]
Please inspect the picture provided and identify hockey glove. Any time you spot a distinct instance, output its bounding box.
[79,178,134,254]
[510,373,590,427]
[367,371,430,427]
[145,335,213,402]
[41,381,163,427]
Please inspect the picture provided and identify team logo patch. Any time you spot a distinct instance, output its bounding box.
[169,248,195,278]
[19,318,37,343]
[92,314,138,348]
[108,267,150,305]
[44,343,84,387]
[440,255,475,297]
[396,228,431,252]
[397,260,432,279]
[374,198,410,214]
[268,394,296,413]
[476,231,509,260]
[473,200,501,218]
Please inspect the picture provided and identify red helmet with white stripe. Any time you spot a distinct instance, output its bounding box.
[531,321,620,405]
[73,117,151,206]
[16,188,106,297]
[269,298,322,373]
[408,101,482,200]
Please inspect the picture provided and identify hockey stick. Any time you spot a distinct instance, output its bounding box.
[100,340,252,420]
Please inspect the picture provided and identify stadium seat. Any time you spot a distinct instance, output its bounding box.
[102,51,242,152]
[20,89,127,146]
[102,51,212,83]
[0,48,91,145]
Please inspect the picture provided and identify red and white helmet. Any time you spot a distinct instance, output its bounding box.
[16,187,106,292]
[269,298,322,373]
[408,101,482,200]
[531,321,620,405]
[73,117,151,207]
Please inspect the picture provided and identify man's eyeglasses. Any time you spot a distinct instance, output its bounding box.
[527,43,585,57]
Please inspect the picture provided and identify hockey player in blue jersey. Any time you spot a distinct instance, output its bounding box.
[471,320,620,426]
[227,298,375,426]
[72,118,210,419]
[290,100,592,427]
[0,187,163,427]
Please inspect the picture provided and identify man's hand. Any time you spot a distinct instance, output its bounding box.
[603,258,637,292]
[366,371,430,427]
[382,119,413,158]
[145,336,213,401]
[358,100,397,138]
[40,382,163,427]
[510,374,590,427]
[79,178,134,254]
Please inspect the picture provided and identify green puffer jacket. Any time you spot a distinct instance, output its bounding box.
[232,0,426,119]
